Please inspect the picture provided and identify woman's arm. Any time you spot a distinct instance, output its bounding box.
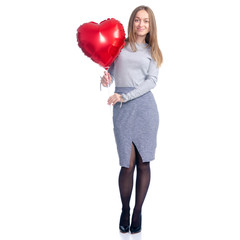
[122,59,159,102]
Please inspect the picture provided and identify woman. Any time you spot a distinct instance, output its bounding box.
[101,5,163,234]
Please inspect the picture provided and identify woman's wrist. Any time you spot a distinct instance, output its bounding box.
[120,95,125,102]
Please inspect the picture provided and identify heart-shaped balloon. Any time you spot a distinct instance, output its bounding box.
[77,18,125,69]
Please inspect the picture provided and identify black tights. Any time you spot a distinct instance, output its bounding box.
[118,143,151,228]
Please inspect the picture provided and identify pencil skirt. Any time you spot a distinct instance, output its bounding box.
[113,87,159,168]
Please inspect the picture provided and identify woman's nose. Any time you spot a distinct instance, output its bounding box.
[139,20,144,26]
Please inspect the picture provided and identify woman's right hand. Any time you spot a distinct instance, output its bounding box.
[101,71,112,87]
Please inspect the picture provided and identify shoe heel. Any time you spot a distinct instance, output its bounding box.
[130,214,142,234]
[119,211,130,233]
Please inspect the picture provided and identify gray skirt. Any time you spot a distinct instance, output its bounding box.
[113,87,159,168]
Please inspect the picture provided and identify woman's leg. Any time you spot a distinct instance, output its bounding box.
[118,143,136,228]
[131,148,151,229]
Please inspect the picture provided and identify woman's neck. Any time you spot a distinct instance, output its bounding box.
[135,35,146,44]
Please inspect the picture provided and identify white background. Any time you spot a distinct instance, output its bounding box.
[0,0,240,239]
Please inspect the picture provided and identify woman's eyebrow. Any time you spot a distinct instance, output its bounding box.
[135,17,149,20]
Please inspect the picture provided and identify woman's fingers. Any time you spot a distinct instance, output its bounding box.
[107,97,112,105]
[101,71,111,87]
[107,96,112,105]
[108,73,111,81]
[101,76,107,86]
[107,93,121,105]
[102,78,107,87]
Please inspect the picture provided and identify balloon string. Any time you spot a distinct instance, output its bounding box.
[100,69,112,113]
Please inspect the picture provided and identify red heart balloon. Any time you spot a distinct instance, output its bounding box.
[77,18,125,70]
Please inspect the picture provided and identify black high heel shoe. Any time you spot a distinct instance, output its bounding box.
[130,214,142,234]
[119,210,130,233]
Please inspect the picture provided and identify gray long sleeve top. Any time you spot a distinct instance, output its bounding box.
[108,42,159,103]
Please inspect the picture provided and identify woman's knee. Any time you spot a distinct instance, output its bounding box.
[121,165,134,175]
[137,159,150,171]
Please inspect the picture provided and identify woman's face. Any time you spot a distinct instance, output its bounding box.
[133,10,150,38]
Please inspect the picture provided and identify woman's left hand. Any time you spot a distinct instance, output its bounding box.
[107,93,124,105]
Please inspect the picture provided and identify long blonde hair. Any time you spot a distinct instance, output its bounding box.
[125,5,163,67]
